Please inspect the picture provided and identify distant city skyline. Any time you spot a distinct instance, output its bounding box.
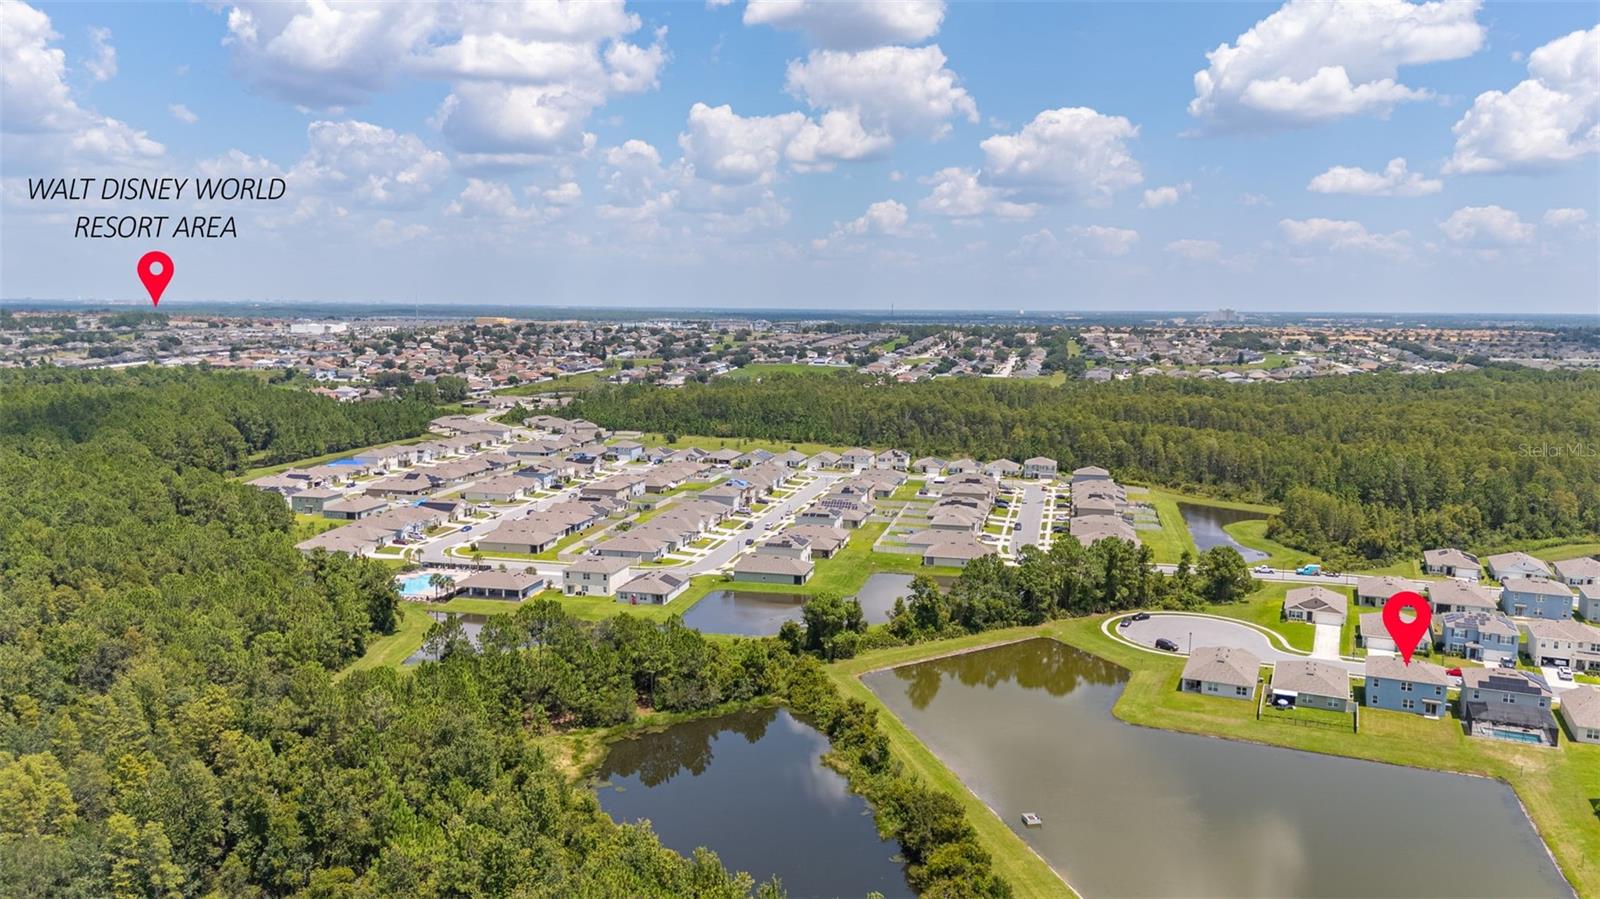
[2,1,1597,313]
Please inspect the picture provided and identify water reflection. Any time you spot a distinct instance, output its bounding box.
[1178,502,1268,562]
[866,638,1571,899]
[594,707,911,897]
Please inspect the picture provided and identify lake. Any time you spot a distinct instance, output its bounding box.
[403,611,488,665]
[865,638,1571,899]
[679,574,953,636]
[1179,502,1269,562]
[593,706,911,897]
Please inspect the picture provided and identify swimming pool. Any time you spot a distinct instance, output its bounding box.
[327,457,363,466]
[398,574,442,597]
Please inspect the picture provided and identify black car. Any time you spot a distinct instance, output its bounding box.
[1154,638,1180,652]
[1117,618,1133,629]
[1132,612,1151,621]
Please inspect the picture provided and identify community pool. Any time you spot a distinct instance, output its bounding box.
[397,574,439,597]
[326,456,363,466]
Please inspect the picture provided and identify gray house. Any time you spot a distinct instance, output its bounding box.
[1363,656,1448,718]
[1499,576,1574,620]
[1270,660,1352,712]
[1422,548,1481,582]
[1559,685,1600,744]
[1483,551,1552,581]
[1552,556,1600,588]
[1179,646,1259,700]
[1283,585,1348,625]
[732,553,814,585]
[1579,585,1600,621]
[1459,668,1558,746]
[1427,579,1497,614]
[1354,575,1427,608]
[1435,610,1521,664]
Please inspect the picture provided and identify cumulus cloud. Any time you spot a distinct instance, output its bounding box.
[444,177,538,220]
[1189,0,1485,131]
[1280,217,1410,256]
[1141,182,1191,208]
[1444,24,1599,174]
[219,1,667,161]
[85,26,115,81]
[1543,207,1589,227]
[743,0,945,49]
[916,167,1036,219]
[291,120,450,209]
[785,45,976,141]
[1006,225,1138,263]
[1166,238,1223,261]
[678,102,807,185]
[0,1,162,167]
[169,103,198,124]
[980,107,1142,204]
[1307,157,1441,196]
[1438,205,1534,245]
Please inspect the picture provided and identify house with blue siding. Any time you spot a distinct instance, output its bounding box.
[1499,577,1574,620]
[1435,611,1521,664]
[1363,656,1449,718]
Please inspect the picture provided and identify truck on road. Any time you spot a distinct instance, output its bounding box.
[1295,563,1321,576]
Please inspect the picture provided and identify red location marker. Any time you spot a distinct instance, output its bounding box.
[137,251,174,306]
[1382,590,1432,665]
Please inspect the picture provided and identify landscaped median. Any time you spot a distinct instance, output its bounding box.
[830,617,1599,899]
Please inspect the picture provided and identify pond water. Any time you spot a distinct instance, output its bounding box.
[593,706,911,897]
[864,638,1571,899]
[1179,502,1269,562]
[680,574,954,636]
[403,611,489,665]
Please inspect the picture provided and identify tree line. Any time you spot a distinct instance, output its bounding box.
[566,369,1600,565]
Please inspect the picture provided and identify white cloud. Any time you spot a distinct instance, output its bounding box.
[221,1,437,106]
[1444,24,1599,174]
[1066,225,1139,256]
[917,166,1036,219]
[1140,182,1191,208]
[1438,205,1534,245]
[85,26,115,81]
[1166,238,1223,261]
[785,109,894,171]
[605,27,669,93]
[743,0,944,49]
[1007,225,1138,264]
[1189,0,1485,131]
[1007,228,1059,264]
[291,120,450,209]
[785,45,976,141]
[1280,217,1410,256]
[1238,192,1272,206]
[678,102,807,185]
[1307,157,1441,196]
[434,81,600,156]
[169,103,198,125]
[1543,207,1589,227]
[544,181,583,205]
[0,2,162,166]
[445,178,538,220]
[980,107,1142,204]
[814,198,912,253]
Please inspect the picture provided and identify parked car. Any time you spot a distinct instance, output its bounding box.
[1154,638,1180,652]
[1445,667,1463,677]
[1557,667,1574,681]
[1117,618,1133,629]
[462,525,473,532]
[1322,570,1341,578]
[1132,612,1151,621]
[1498,657,1517,669]
[1253,565,1273,574]
[744,538,753,546]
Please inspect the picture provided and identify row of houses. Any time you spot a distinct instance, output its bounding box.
[1423,547,1600,588]
[1067,466,1139,547]
[1181,646,1599,747]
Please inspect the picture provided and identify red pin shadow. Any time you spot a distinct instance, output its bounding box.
[137,251,173,306]
[1382,591,1432,665]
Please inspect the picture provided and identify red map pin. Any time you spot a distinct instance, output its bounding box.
[137,251,174,306]
[1382,591,1432,665]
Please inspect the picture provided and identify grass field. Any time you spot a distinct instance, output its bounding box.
[722,521,962,597]
[338,603,434,678]
[1223,519,1318,570]
[1199,581,1317,652]
[1137,488,1198,563]
[638,432,856,457]
[239,433,435,480]
[722,363,846,380]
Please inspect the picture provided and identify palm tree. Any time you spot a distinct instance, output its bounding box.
[428,573,454,599]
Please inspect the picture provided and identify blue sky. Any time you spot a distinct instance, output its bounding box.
[2,0,1596,313]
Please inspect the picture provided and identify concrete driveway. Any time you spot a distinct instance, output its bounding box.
[1116,612,1363,674]
[1311,622,1342,659]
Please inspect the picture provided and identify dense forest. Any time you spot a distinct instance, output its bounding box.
[0,369,1008,897]
[567,370,1600,565]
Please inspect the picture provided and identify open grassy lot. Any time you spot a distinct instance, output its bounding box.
[1199,581,1317,652]
[1223,519,1318,570]
[637,432,856,457]
[292,513,342,541]
[1134,487,1198,564]
[338,602,434,678]
[721,363,846,380]
[724,521,963,597]
[240,434,435,480]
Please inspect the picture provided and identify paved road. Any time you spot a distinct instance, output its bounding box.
[1012,482,1047,553]
[683,473,840,575]
[1117,613,1364,674]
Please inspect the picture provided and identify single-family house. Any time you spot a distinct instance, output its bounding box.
[911,457,945,475]
[1283,585,1348,625]
[700,483,749,510]
[580,475,645,504]
[460,475,527,503]
[1459,668,1558,746]
[774,450,809,468]
[1179,646,1259,700]
[455,570,546,601]
[732,553,814,585]
[322,496,388,521]
[616,572,690,606]
[783,526,849,558]
[563,556,635,596]
[796,506,845,529]
[289,487,343,515]
[1552,556,1600,588]
[1363,656,1449,718]
[591,533,670,562]
[1354,575,1428,608]
[1579,584,1600,620]
[1023,456,1058,479]
[983,459,1022,479]
[1270,660,1352,712]
[1071,465,1111,483]
[1357,612,1429,657]
[1484,551,1552,582]
[1521,618,1600,671]
[295,525,387,556]
[807,451,841,470]
[1435,610,1522,664]
[1427,579,1497,614]
[878,449,910,470]
[946,458,979,474]
[1423,548,1481,582]
[474,522,564,555]
[841,448,877,469]
[704,448,743,467]
[759,534,813,560]
[1558,685,1600,744]
[1070,516,1137,547]
[922,536,995,568]
[605,440,644,462]
[1499,577,1574,620]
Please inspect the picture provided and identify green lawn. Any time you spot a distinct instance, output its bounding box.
[725,521,962,597]
[1223,519,1318,570]
[292,513,342,541]
[722,363,845,380]
[239,434,434,480]
[1531,542,1600,563]
[1199,581,1316,652]
[637,432,856,457]
[1137,488,1197,564]
[338,603,434,678]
